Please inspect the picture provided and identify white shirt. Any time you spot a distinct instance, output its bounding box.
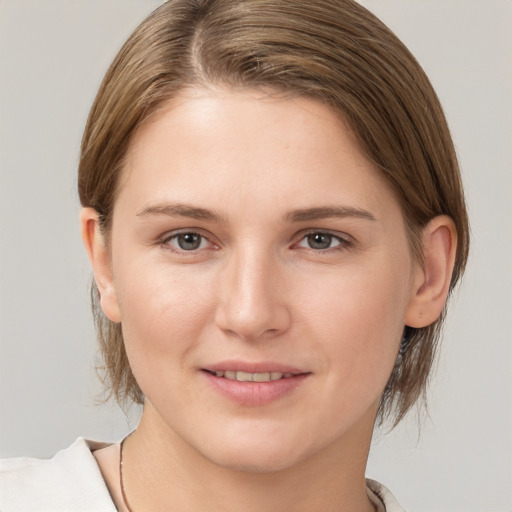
[0,438,406,511]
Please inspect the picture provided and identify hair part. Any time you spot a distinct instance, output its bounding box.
[78,0,469,426]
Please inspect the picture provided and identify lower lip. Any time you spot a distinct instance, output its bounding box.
[203,371,310,406]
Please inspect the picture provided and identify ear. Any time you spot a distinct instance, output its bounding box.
[405,215,458,328]
[80,208,121,323]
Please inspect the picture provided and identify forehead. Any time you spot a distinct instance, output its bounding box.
[118,87,401,224]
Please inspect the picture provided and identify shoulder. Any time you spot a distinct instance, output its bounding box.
[366,478,408,512]
[0,438,117,512]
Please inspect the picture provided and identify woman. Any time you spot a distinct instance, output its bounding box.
[0,1,469,510]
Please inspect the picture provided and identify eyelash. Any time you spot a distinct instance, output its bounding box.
[160,230,352,254]
[294,230,353,253]
[161,230,216,253]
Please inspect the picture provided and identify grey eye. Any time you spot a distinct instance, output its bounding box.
[297,232,344,251]
[306,232,334,250]
[172,232,205,251]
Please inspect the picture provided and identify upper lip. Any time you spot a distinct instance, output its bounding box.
[203,360,308,375]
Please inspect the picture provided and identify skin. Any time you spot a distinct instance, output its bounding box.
[84,88,456,512]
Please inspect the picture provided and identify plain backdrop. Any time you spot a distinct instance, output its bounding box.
[0,1,511,511]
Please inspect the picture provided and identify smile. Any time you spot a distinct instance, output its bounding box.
[202,364,310,406]
[208,370,295,382]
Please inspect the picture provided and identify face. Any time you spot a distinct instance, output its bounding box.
[101,88,422,472]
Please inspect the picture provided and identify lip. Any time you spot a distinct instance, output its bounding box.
[204,360,306,375]
[201,360,310,407]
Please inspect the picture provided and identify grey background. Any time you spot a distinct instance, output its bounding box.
[1,1,511,511]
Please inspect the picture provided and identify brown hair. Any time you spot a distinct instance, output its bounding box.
[78,0,469,425]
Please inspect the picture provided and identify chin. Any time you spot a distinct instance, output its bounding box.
[205,446,303,474]
[179,425,295,473]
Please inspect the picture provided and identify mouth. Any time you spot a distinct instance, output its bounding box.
[203,370,297,382]
[201,363,310,406]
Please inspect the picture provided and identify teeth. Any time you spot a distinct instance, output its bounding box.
[236,371,254,382]
[252,372,270,382]
[212,370,295,382]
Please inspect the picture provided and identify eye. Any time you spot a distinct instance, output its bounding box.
[164,232,209,252]
[297,232,347,251]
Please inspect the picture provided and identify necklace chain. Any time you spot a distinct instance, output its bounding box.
[119,433,380,512]
[119,435,135,512]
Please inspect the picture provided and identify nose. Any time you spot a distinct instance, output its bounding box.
[214,248,291,341]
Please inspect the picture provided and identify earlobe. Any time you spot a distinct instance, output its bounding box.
[80,208,121,323]
[405,215,457,328]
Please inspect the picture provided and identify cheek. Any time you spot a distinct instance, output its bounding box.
[113,260,215,373]
[301,256,412,383]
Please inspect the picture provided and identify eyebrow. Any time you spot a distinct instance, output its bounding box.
[285,206,376,223]
[136,202,226,223]
[136,202,376,223]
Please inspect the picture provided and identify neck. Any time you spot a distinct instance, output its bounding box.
[121,402,377,512]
